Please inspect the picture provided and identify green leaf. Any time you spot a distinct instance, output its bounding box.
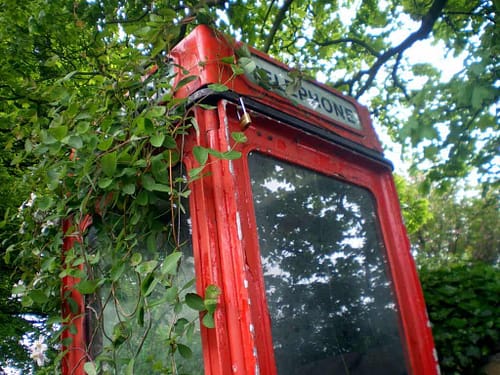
[235,44,251,58]
[146,106,166,118]
[165,286,178,303]
[177,343,193,359]
[84,362,97,375]
[110,261,126,281]
[193,146,209,165]
[185,293,205,311]
[97,137,114,151]
[130,253,142,266]
[101,152,117,177]
[205,284,221,300]
[49,125,68,140]
[231,132,248,143]
[122,183,135,195]
[136,191,149,205]
[76,280,100,294]
[220,150,241,160]
[37,196,53,211]
[238,57,257,75]
[207,83,228,92]
[29,289,48,304]
[161,252,182,275]
[150,132,165,147]
[188,166,205,179]
[204,285,220,314]
[163,134,177,149]
[220,56,236,64]
[135,260,158,275]
[176,75,198,90]
[202,313,215,328]
[67,135,83,149]
[141,174,156,191]
[98,177,113,189]
[112,322,131,347]
[141,273,158,297]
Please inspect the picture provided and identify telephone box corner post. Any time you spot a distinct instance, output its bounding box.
[60,215,92,375]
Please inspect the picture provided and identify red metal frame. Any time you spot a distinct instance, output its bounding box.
[61,215,92,375]
[62,25,439,375]
[184,100,438,374]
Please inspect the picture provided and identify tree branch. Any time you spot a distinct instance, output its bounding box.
[354,0,448,98]
[391,52,410,100]
[260,0,277,38]
[263,0,294,53]
[313,37,380,58]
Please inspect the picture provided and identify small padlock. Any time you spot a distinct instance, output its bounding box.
[238,97,252,130]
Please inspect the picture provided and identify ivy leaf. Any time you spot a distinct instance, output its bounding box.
[220,150,241,160]
[101,152,117,177]
[207,83,228,92]
[49,125,68,140]
[76,280,100,295]
[231,132,247,143]
[204,284,220,313]
[37,196,53,211]
[141,174,156,191]
[161,252,182,276]
[176,75,198,90]
[83,362,97,375]
[98,177,113,189]
[188,166,205,179]
[110,261,126,281]
[185,293,205,311]
[146,106,166,118]
[28,290,48,304]
[238,57,256,75]
[135,260,158,275]
[202,313,215,328]
[177,343,193,359]
[66,135,83,149]
[122,183,135,195]
[150,132,165,147]
[193,146,209,165]
[205,284,221,300]
[97,137,114,151]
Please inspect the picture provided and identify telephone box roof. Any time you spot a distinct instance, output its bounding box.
[169,25,390,166]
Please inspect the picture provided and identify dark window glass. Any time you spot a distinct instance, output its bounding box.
[248,152,407,375]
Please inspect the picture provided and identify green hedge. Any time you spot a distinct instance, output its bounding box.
[419,262,500,374]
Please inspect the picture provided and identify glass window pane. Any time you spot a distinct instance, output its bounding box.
[248,152,408,375]
[84,196,203,374]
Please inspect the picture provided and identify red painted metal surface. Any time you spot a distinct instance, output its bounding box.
[61,215,92,375]
[169,25,383,154]
[173,26,439,375]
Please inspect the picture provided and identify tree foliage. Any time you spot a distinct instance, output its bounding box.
[419,261,500,375]
[397,177,499,374]
[0,0,498,373]
[397,176,500,264]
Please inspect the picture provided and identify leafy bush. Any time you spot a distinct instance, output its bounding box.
[419,261,500,374]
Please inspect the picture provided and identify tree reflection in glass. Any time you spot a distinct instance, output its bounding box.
[248,152,407,375]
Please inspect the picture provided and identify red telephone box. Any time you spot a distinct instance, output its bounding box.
[62,25,439,375]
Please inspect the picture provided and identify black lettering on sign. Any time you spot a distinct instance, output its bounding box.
[298,87,307,101]
[334,103,345,120]
[308,90,320,105]
[272,73,281,87]
[345,108,356,124]
[262,68,273,82]
[320,97,333,113]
